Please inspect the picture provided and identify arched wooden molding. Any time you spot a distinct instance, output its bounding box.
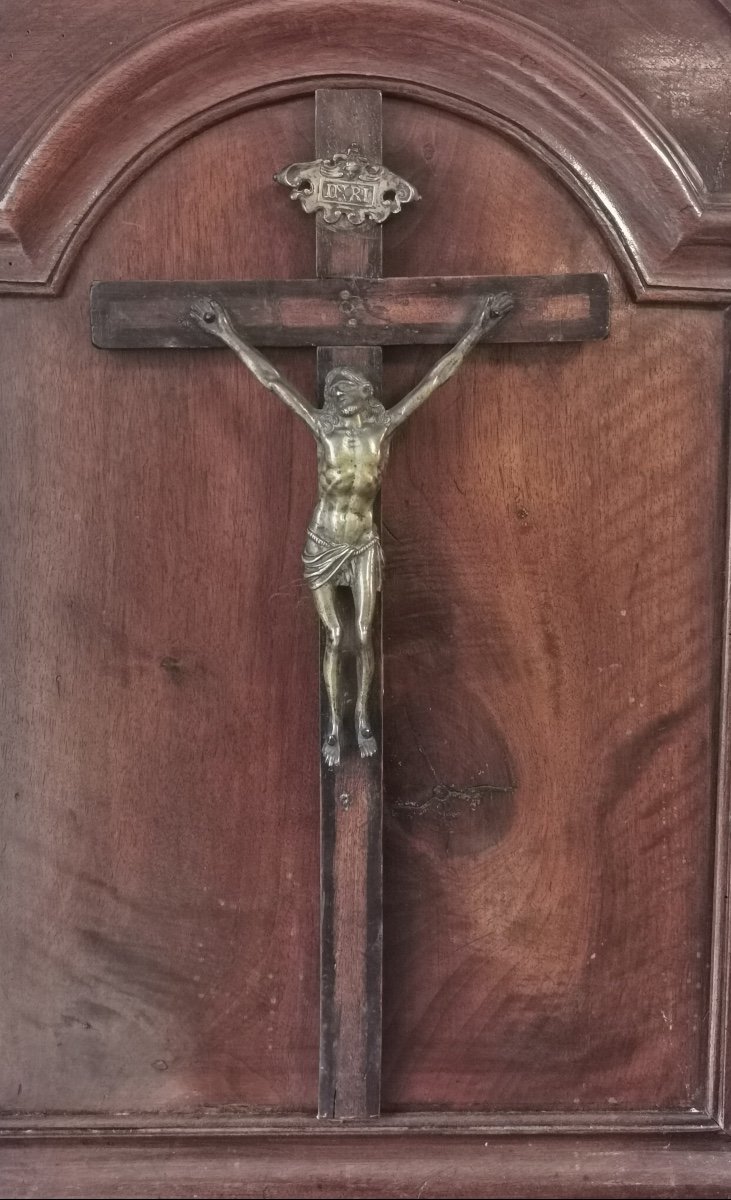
[0,0,729,300]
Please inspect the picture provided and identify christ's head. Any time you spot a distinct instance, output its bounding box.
[324,368,374,418]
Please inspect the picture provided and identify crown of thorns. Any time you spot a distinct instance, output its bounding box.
[323,368,373,394]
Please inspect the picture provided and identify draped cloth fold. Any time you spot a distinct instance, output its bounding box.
[302,527,383,590]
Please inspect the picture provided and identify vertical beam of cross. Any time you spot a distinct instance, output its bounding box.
[315,89,383,1120]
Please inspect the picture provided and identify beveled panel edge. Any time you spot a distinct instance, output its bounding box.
[0,1109,720,1138]
[0,0,729,299]
[5,1132,731,1200]
[707,308,731,1130]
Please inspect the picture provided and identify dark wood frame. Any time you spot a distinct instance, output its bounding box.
[1,1130,730,1200]
[2,0,731,302]
[2,1,731,1194]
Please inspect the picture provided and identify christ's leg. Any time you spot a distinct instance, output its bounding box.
[312,582,343,766]
[352,556,378,759]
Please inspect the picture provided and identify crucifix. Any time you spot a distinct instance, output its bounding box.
[91,89,609,1120]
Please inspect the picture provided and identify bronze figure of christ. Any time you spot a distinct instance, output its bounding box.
[191,292,513,765]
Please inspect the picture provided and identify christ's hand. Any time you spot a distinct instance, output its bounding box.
[475,291,513,329]
[190,297,235,340]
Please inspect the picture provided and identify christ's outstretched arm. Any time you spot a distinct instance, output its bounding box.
[386,292,513,434]
[191,299,319,435]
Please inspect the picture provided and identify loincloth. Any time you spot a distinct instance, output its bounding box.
[302,527,384,591]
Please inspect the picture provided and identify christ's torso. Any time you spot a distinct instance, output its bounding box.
[310,420,390,545]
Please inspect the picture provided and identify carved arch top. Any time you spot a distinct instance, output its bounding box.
[0,0,729,300]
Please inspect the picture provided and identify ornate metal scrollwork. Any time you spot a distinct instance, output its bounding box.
[275,146,419,226]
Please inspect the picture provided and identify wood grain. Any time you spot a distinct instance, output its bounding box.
[3,1132,731,1199]
[379,100,725,1113]
[0,99,322,1118]
[0,86,726,1127]
[1,0,730,218]
[0,3,730,298]
[1,5,731,1194]
[315,89,383,1120]
[90,274,609,348]
[317,345,383,1121]
[315,89,383,281]
[710,308,731,1131]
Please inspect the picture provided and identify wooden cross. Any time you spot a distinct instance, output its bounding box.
[91,89,609,1120]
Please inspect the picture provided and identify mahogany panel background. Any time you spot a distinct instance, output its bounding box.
[379,102,725,1111]
[0,100,321,1114]
[0,90,725,1124]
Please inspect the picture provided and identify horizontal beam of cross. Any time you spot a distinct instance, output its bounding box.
[90,273,609,349]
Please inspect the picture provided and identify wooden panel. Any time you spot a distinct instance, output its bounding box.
[1,0,731,1194]
[0,49,727,1156]
[2,3,731,298]
[0,89,724,1126]
[379,100,724,1112]
[0,99,323,1115]
[2,0,730,249]
[90,274,609,348]
[3,1131,731,1199]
